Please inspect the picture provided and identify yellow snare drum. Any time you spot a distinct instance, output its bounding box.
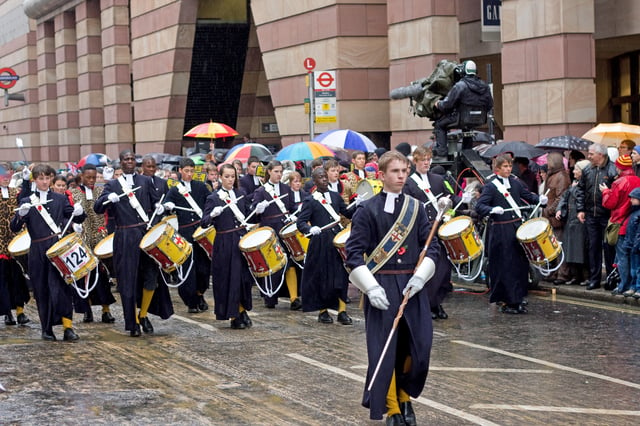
[8,229,30,257]
[140,222,192,272]
[354,179,383,200]
[437,216,483,264]
[279,222,309,262]
[516,217,561,266]
[93,233,114,259]
[238,226,286,278]
[332,224,351,261]
[46,233,99,284]
[192,225,216,259]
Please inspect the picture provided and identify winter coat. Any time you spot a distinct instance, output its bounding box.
[575,159,618,217]
[601,169,640,235]
[542,167,571,228]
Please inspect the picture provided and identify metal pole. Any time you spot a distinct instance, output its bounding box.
[486,63,495,144]
[309,71,315,140]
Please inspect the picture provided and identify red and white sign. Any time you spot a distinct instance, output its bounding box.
[0,67,19,89]
[303,57,316,71]
[314,71,336,90]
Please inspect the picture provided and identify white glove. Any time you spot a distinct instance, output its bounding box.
[107,192,120,203]
[490,206,504,215]
[163,202,175,211]
[103,166,114,180]
[17,203,30,217]
[22,168,31,180]
[349,265,389,310]
[309,226,322,235]
[354,194,365,206]
[402,258,436,299]
[255,200,269,214]
[288,214,297,222]
[210,206,223,217]
[461,192,473,204]
[72,223,83,233]
[539,195,548,205]
[154,203,165,215]
[72,203,84,217]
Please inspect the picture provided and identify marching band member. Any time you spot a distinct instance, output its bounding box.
[403,146,469,320]
[345,151,438,424]
[324,158,351,205]
[163,157,211,313]
[287,171,308,211]
[11,164,86,341]
[475,154,545,314]
[251,160,298,309]
[239,156,262,203]
[296,167,354,324]
[94,150,173,337]
[201,164,253,329]
[70,164,116,324]
[0,163,30,327]
[342,150,376,201]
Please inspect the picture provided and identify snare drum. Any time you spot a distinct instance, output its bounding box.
[192,226,216,259]
[93,233,114,259]
[161,214,179,231]
[140,222,192,272]
[279,222,309,262]
[8,229,30,257]
[516,217,561,266]
[238,226,286,277]
[355,179,383,200]
[437,216,483,264]
[46,233,99,284]
[332,224,351,261]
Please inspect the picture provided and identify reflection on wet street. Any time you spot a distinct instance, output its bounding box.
[2,284,640,425]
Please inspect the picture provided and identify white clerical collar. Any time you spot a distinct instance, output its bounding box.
[182,180,192,191]
[84,185,93,200]
[253,175,260,185]
[356,169,365,178]
[38,189,48,203]
[123,173,134,185]
[293,190,300,203]
[328,181,339,192]
[1,186,8,198]
[383,191,400,214]
[498,176,511,189]
[268,181,280,196]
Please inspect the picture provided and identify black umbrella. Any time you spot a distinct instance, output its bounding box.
[481,141,546,159]
[535,135,593,151]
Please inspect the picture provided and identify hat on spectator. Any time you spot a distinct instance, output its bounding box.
[615,154,633,170]
[630,187,640,200]
[574,159,590,171]
[634,146,640,155]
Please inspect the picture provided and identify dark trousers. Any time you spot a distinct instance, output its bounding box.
[433,113,458,156]
[585,215,615,285]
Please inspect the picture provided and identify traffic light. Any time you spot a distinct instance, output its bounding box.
[4,89,25,106]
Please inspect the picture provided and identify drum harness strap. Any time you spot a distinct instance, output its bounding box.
[365,196,419,274]
[217,189,248,225]
[117,176,149,223]
[411,173,439,208]
[491,178,522,218]
[29,194,61,235]
[312,191,342,223]
[264,183,289,216]
[177,182,203,218]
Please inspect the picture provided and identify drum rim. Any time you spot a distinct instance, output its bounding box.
[8,230,31,255]
[516,217,551,242]
[140,222,171,249]
[46,233,82,257]
[438,215,473,239]
[238,226,276,251]
[94,234,114,257]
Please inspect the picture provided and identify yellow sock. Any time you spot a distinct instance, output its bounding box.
[285,267,298,300]
[102,305,110,313]
[398,388,410,404]
[62,317,73,329]
[338,299,347,312]
[16,306,24,315]
[319,308,327,314]
[239,304,246,313]
[140,289,154,318]
[386,371,400,416]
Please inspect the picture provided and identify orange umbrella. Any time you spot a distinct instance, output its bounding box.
[581,122,640,147]
[184,121,239,139]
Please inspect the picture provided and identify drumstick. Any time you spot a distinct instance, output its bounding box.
[529,188,550,218]
[303,219,340,238]
[146,194,166,230]
[422,192,443,208]
[367,196,451,393]
[171,205,197,212]
[102,186,141,205]
[220,195,245,211]
[502,205,535,212]
[13,199,52,211]
[244,193,289,224]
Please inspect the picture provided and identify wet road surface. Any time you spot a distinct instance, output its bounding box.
[2,284,640,425]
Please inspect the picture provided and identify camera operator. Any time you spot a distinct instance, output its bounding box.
[433,60,493,160]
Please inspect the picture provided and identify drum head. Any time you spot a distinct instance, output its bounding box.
[140,223,167,249]
[355,179,382,199]
[280,222,297,236]
[162,214,179,230]
[438,216,471,238]
[334,228,351,245]
[239,227,274,250]
[8,230,30,255]
[94,234,114,257]
[516,218,549,240]
[47,233,80,256]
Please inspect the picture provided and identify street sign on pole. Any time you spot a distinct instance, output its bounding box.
[303,57,316,71]
[314,70,337,123]
[0,68,19,90]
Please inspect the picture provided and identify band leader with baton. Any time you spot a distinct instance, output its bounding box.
[345,151,439,425]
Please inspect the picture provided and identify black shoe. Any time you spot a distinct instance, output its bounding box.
[198,295,209,312]
[240,311,252,328]
[83,310,94,323]
[437,305,448,319]
[431,310,438,320]
[101,312,115,323]
[130,325,141,337]
[501,305,521,314]
[400,401,417,426]
[344,296,351,304]
[586,282,601,290]
[517,303,528,314]
[565,278,578,285]
[16,313,30,325]
[611,288,623,296]
[63,328,79,341]
[264,301,276,309]
[553,279,566,285]
[41,331,56,341]
[337,311,353,325]
[290,297,302,311]
[139,315,154,334]
[4,313,16,326]
[386,413,407,426]
[318,311,333,324]
[188,307,200,313]
[230,317,246,329]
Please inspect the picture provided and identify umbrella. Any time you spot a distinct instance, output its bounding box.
[536,135,593,151]
[77,153,111,168]
[481,141,545,159]
[581,122,640,147]
[276,141,336,161]
[184,121,239,139]
[314,129,377,152]
[224,143,272,163]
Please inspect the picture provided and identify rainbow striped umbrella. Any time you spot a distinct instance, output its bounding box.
[276,141,336,161]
